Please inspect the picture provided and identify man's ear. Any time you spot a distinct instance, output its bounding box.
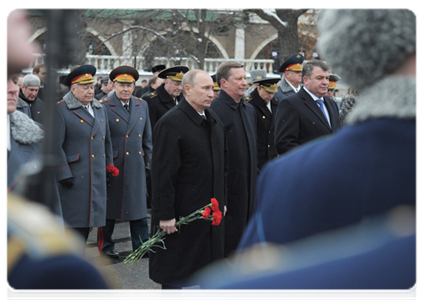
[219,78,226,89]
[184,83,190,96]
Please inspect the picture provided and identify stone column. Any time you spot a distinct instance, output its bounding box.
[122,22,133,66]
[234,26,245,60]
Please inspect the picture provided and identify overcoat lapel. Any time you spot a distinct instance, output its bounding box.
[256,101,272,120]
[109,93,130,124]
[157,85,176,111]
[73,107,94,127]
[90,106,102,137]
[326,98,338,130]
[302,90,331,131]
[126,98,141,135]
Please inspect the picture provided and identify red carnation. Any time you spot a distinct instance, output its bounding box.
[106,165,119,176]
[202,207,211,220]
[211,210,222,226]
[211,198,219,212]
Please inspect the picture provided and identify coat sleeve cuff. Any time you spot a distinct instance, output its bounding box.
[55,164,73,181]
[153,209,175,221]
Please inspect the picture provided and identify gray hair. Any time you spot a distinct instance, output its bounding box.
[302,60,329,79]
[317,9,416,89]
[22,74,40,88]
[181,69,207,96]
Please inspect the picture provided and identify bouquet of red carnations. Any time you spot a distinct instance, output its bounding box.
[124,198,222,264]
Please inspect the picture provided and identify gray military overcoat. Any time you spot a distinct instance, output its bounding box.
[100,93,153,220]
[55,92,113,228]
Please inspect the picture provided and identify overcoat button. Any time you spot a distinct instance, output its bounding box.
[263,116,265,119]
[92,154,95,158]
[139,152,142,155]
[116,119,119,122]
[139,134,141,137]
[126,152,129,155]
[80,120,84,123]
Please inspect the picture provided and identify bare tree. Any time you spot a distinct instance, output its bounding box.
[244,9,308,64]
[80,9,236,70]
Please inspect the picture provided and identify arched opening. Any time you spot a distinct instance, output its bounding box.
[142,31,223,71]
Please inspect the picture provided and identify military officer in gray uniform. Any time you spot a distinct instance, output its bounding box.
[97,66,153,258]
[274,53,304,102]
[55,65,114,242]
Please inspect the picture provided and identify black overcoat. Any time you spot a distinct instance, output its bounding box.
[100,93,153,220]
[149,99,227,286]
[246,89,279,170]
[210,89,257,256]
[142,83,184,132]
[274,87,341,155]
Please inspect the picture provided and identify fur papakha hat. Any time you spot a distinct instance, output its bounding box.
[317,10,416,89]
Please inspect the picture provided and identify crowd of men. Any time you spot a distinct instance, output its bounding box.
[8,9,415,290]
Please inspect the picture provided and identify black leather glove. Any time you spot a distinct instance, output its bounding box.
[107,172,112,186]
[59,177,74,188]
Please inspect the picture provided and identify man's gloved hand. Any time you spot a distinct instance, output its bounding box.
[58,177,74,188]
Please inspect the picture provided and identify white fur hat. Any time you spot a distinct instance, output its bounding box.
[317,10,416,89]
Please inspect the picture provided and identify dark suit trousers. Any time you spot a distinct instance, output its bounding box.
[97,218,149,253]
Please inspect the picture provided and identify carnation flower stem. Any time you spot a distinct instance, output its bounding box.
[124,203,213,264]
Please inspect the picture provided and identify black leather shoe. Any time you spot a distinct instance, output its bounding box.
[104,249,119,258]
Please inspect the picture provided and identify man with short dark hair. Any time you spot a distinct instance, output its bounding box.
[149,69,226,289]
[274,60,341,155]
[19,74,44,123]
[97,66,153,258]
[244,11,416,249]
[210,61,257,256]
[143,66,189,130]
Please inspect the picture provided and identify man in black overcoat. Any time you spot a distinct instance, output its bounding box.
[210,61,257,257]
[274,60,341,155]
[142,66,189,131]
[19,74,44,124]
[149,69,227,289]
[245,77,279,170]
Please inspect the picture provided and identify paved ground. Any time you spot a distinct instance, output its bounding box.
[86,211,201,300]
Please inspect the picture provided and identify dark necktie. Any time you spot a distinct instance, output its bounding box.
[124,104,129,113]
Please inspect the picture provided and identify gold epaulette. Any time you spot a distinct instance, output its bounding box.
[150,92,157,98]
[57,99,65,104]
[245,96,252,103]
